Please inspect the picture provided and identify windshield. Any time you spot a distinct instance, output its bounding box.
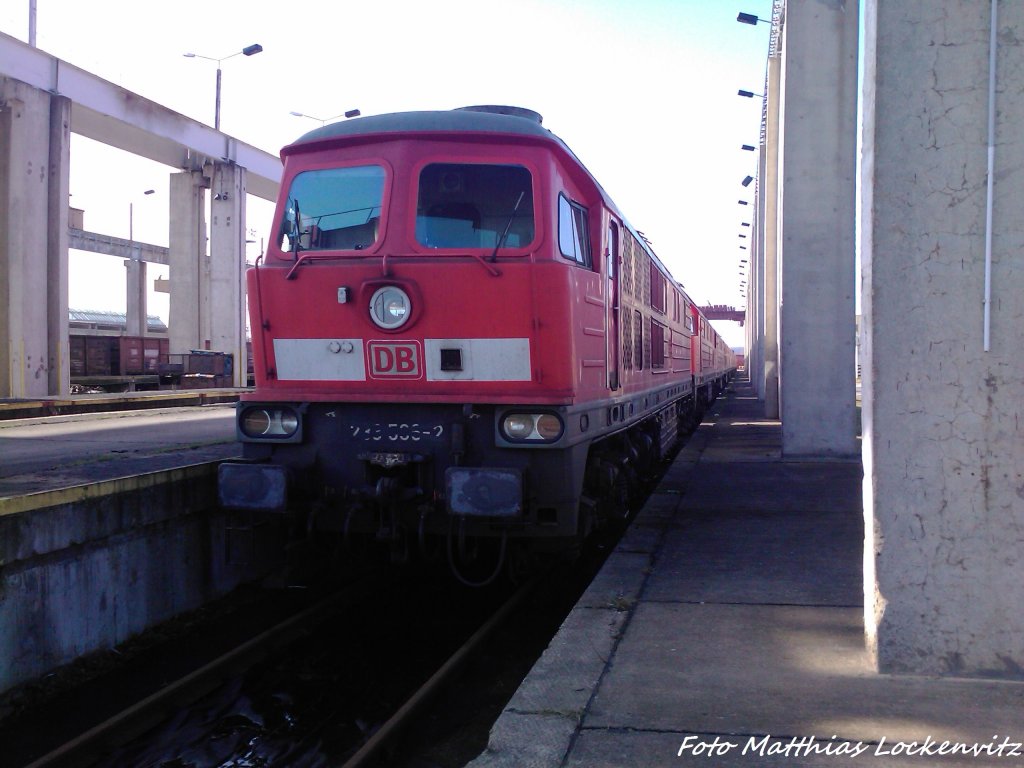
[415,163,534,250]
[279,165,385,254]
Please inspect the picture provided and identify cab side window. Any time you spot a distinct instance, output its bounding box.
[558,194,592,268]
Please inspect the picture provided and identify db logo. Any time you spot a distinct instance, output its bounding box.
[367,341,421,379]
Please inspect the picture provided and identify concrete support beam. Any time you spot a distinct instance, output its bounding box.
[47,96,71,395]
[168,170,208,356]
[762,56,781,420]
[0,79,67,398]
[1,31,280,203]
[124,259,146,337]
[70,229,169,265]
[749,172,763,394]
[862,0,1024,677]
[168,163,247,380]
[209,162,248,386]
[777,0,859,457]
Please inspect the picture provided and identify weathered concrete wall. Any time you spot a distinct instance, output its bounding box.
[862,0,1024,677]
[778,0,860,457]
[0,466,259,694]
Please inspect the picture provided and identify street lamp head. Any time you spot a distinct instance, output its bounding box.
[737,12,762,25]
[186,45,263,130]
[143,189,155,195]
[741,144,756,151]
[741,175,754,187]
[738,89,763,99]
[292,109,362,124]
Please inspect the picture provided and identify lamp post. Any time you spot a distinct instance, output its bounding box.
[129,189,156,250]
[289,109,362,125]
[184,44,263,131]
[128,189,156,337]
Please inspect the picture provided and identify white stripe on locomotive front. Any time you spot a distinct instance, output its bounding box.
[272,338,532,382]
[423,338,531,381]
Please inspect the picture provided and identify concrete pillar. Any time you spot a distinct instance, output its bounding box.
[862,0,1024,677]
[168,170,207,356]
[47,95,71,396]
[762,56,781,420]
[209,162,248,387]
[124,259,147,337]
[749,174,763,394]
[777,0,859,457]
[0,79,59,398]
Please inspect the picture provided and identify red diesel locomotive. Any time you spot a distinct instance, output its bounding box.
[219,106,735,582]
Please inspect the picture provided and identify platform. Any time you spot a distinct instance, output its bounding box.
[0,403,238,503]
[0,388,245,421]
[467,378,1024,768]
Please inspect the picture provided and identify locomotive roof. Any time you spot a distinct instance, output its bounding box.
[285,107,681,293]
[289,106,554,146]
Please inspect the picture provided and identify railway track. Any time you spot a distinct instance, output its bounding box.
[13,568,539,768]
[19,579,371,768]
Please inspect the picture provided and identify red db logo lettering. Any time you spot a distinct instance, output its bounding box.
[368,341,421,379]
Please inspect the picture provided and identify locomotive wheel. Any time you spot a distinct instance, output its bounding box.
[609,464,632,520]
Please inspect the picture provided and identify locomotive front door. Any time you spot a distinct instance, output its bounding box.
[606,219,621,390]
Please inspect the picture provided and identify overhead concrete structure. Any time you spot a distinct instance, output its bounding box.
[0,31,281,395]
[862,0,1024,677]
[69,228,170,265]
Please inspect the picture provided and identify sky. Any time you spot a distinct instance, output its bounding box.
[0,0,772,349]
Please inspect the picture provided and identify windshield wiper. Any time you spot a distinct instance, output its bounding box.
[489,191,526,263]
[290,198,303,257]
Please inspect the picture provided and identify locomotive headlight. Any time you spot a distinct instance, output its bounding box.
[369,286,411,329]
[500,412,564,443]
[503,414,535,439]
[240,406,300,439]
[535,414,563,440]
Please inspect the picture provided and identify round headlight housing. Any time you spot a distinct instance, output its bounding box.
[500,412,564,443]
[503,414,535,440]
[240,406,300,439]
[242,408,271,436]
[369,286,411,330]
[535,414,563,440]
